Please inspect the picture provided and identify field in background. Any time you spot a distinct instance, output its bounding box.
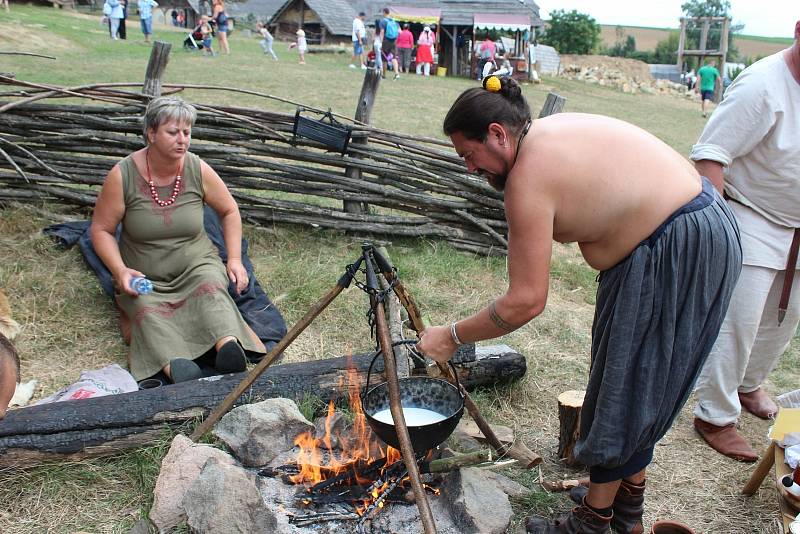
[1,6,798,533]
[599,24,792,60]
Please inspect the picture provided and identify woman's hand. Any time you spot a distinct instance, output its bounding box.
[115,267,146,296]
[417,325,458,364]
[227,258,249,295]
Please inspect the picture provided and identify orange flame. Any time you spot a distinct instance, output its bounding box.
[289,362,402,489]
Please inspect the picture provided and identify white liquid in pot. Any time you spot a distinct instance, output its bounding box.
[371,407,447,426]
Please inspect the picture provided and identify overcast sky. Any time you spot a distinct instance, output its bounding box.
[539,1,796,38]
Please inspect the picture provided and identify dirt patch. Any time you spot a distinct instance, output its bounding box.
[559,54,653,81]
[0,21,79,54]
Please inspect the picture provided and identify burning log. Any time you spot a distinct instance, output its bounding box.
[557,390,585,467]
[0,346,525,467]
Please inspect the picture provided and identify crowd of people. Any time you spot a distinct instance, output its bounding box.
[348,9,438,78]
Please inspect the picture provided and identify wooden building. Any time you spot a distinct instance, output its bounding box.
[350,1,544,77]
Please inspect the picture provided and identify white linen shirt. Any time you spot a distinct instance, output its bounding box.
[690,51,800,269]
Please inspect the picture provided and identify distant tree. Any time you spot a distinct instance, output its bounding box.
[542,9,601,54]
[624,35,637,55]
[606,32,637,58]
[654,31,680,64]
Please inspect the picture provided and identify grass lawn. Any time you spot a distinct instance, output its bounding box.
[1,6,798,533]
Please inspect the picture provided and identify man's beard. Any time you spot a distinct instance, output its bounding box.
[486,171,508,191]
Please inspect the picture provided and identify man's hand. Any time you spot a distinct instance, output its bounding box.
[417,325,458,364]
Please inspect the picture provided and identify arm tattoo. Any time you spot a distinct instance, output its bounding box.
[489,302,516,332]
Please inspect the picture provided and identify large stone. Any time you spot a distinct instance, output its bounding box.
[441,467,513,534]
[213,398,314,466]
[149,434,236,531]
[483,470,531,498]
[184,457,277,533]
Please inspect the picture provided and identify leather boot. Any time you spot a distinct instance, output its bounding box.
[612,479,645,534]
[568,480,644,534]
[525,497,612,533]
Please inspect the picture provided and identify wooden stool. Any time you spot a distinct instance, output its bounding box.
[742,442,796,532]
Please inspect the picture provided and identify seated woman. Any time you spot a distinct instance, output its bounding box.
[90,96,265,383]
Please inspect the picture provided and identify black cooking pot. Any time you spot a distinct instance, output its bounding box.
[361,344,465,453]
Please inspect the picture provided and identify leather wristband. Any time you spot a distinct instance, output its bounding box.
[450,322,464,346]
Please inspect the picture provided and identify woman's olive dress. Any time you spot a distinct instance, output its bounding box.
[116,152,264,379]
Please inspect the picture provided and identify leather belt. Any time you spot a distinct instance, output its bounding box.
[778,228,800,325]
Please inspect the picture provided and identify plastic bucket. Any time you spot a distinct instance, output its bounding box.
[436,66,447,77]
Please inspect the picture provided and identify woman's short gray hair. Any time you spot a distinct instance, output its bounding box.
[142,97,197,144]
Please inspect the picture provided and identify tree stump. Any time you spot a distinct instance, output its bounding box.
[557,390,585,466]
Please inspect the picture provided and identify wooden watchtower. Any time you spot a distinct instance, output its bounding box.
[677,16,730,71]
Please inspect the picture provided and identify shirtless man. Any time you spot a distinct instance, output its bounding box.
[0,335,19,419]
[417,76,742,534]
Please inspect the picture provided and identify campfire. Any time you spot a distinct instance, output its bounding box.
[259,366,444,530]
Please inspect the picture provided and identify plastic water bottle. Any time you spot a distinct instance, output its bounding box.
[130,276,153,295]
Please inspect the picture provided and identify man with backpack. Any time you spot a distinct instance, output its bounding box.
[379,7,401,80]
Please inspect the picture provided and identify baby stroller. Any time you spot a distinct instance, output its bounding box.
[183,24,205,50]
[183,20,215,51]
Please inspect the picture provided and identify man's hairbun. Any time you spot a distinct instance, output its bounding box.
[499,77,522,99]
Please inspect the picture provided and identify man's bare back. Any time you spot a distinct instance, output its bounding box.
[509,113,701,270]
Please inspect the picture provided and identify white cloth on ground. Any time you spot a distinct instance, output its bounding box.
[33,363,138,405]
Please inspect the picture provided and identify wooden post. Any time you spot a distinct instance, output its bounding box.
[343,68,380,215]
[557,390,585,466]
[142,41,171,97]
[450,25,457,76]
[677,18,686,71]
[538,92,566,118]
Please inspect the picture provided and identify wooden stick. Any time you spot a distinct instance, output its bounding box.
[422,449,492,473]
[366,250,436,534]
[189,281,347,441]
[541,477,590,493]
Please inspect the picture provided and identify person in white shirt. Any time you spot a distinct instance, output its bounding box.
[350,12,367,69]
[691,19,800,463]
[137,0,159,43]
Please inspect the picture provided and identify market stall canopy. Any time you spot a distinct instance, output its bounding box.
[388,6,441,25]
[473,13,531,32]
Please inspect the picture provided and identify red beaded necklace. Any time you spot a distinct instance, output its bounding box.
[145,149,183,207]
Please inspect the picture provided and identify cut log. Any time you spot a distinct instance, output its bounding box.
[557,390,585,466]
[0,345,525,467]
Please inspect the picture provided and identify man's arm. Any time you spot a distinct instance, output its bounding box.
[695,160,725,193]
[417,175,554,362]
